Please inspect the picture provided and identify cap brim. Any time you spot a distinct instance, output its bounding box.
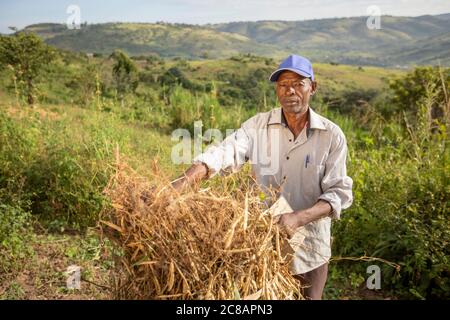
[269,68,313,82]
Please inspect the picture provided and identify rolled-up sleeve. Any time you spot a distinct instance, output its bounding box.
[193,124,252,178]
[318,131,353,220]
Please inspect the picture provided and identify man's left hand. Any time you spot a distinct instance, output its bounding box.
[276,211,309,237]
[275,200,333,236]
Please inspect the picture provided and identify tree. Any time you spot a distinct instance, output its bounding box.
[110,50,138,96]
[158,67,199,91]
[65,63,100,107]
[0,32,55,105]
[389,66,449,119]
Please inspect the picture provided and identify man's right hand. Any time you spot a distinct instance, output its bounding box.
[171,162,209,192]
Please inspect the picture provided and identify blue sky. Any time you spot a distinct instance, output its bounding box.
[0,0,449,33]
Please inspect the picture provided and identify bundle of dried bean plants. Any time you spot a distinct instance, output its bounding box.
[100,157,302,300]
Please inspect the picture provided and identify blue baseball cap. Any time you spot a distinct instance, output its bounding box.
[269,54,314,82]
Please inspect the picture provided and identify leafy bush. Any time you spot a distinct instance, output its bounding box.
[0,31,56,105]
[388,66,449,119]
[332,84,450,299]
[167,85,250,133]
[0,204,34,273]
[0,109,112,231]
[110,50,139,95]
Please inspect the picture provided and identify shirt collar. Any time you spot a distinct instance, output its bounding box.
[268,107,327,130]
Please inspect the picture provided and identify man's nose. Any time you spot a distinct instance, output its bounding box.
[286,86,295,95]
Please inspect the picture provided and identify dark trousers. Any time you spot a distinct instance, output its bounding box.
[293,262,329,300]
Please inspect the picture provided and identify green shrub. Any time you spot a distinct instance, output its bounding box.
[333,86,450,299]
[0,204,34,273]
[0,109,111,231]
[167,85,249,133]
[388,66,449,119]
[0,105,174,231]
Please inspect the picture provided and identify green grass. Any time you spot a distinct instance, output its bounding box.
[0,98,177,231]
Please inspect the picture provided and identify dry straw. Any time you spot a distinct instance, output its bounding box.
[100,155,302,300]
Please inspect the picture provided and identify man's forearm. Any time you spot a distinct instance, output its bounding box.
[296,200,332,226]
[171,162,209,191]
[277,199,332,235]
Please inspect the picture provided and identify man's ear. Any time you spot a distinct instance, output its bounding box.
[310,81,318,95]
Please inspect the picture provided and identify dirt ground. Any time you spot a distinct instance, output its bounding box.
[0,230,114,300]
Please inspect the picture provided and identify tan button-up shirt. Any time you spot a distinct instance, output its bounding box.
[194,107,353,274]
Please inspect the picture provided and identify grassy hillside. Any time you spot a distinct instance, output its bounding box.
[388,32,450,66]
[174,59,402,87]
[24,22,287,60]
[212,14,450,66]
[159,56,405,112]
[21,14,450,66]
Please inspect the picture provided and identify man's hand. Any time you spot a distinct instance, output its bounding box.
[171,162,209,192]
[276,211,308,237]
[275,200,333,236]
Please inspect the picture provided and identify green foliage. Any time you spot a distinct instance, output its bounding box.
[0,109,110,230]
[159,67,203,91]
[0,204,34,273]
[320,88,379,115]
[63,63,100,107]
[332,84,450,299]
[0,104,174,232]
[216,66,276,109]
[0,32,56,105]
[167,85,249,133]
[110,50,139,95]
[389,66,449,119]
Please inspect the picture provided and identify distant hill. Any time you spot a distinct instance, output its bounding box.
[388,32,450,66]
[23,22,288,60]
[20,14,450,67]
[211,14,450,66]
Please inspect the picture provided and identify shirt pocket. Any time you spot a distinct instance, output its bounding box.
[301,163,325,199]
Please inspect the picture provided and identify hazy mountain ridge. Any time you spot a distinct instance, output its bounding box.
[20,14,450,66]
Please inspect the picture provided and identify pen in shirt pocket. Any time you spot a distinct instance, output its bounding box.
[305,154,310,168]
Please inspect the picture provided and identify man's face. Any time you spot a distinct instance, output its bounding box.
[276,71,317,114]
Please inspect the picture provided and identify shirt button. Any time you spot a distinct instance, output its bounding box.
[289,139,292,142]
[286,156,290,160]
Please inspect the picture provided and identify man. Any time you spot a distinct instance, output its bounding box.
[171,55,353,300]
